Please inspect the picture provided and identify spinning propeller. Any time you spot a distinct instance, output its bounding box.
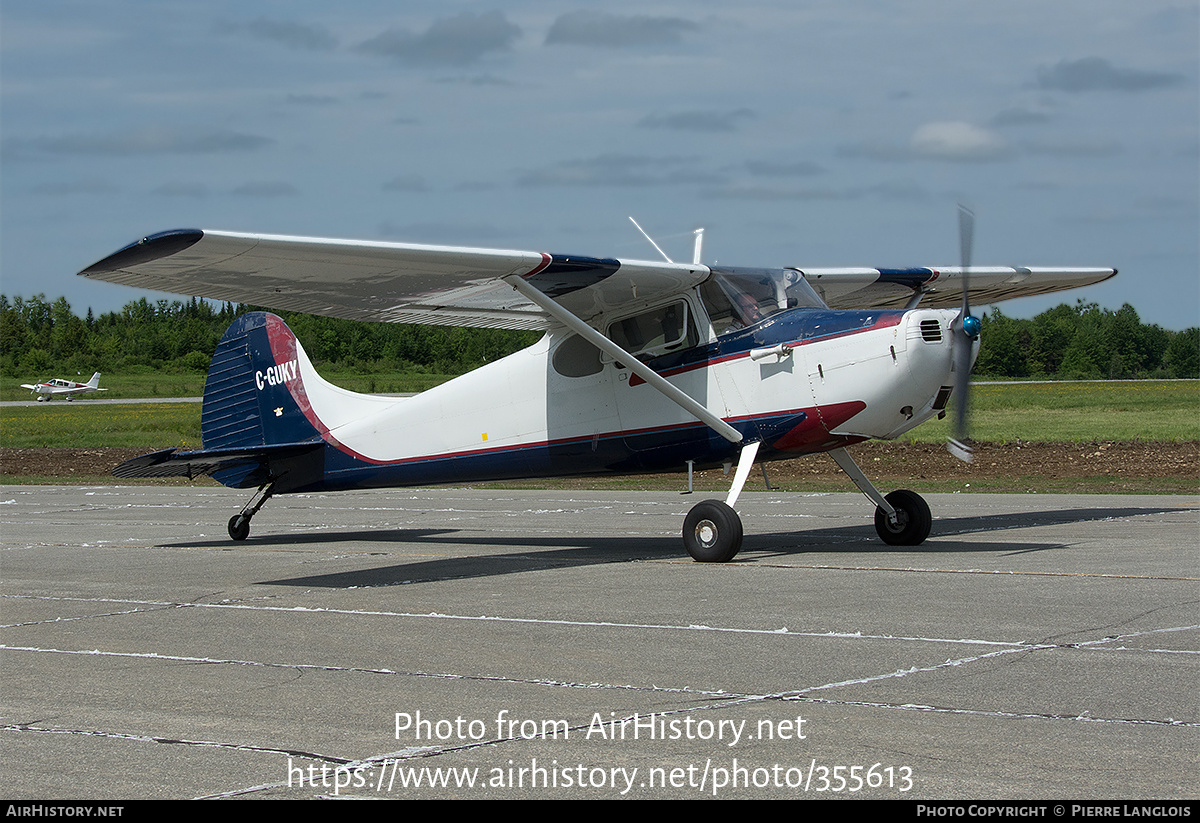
[948,204,981,463]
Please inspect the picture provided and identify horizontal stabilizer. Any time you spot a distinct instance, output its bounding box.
[113,442,323,486]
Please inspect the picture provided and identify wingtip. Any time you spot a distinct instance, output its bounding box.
[80,229,204,276]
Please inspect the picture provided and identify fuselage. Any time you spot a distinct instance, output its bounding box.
[247,278,969,493]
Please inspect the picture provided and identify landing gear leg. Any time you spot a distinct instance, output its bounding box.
[227,481,275,541]
[682,440,760,563]
[829,447,932,546]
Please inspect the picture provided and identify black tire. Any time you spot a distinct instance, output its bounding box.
[228,515,250,541]
[874,489,932,546]
[683,499,743,562]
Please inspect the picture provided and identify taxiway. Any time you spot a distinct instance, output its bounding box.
[1,486,1196,799]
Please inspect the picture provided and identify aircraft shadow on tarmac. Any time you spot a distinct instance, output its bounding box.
[216,504,1184,589]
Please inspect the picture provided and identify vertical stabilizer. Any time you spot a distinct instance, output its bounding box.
[202,312,323,450]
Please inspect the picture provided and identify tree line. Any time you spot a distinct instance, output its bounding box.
[0,295,540,379]
[975,301,1197,379]
[1,293,1196,380]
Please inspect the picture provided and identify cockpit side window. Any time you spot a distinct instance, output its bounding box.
[701,276,771,335]
[605,300,698,362]
[699,268,826,336]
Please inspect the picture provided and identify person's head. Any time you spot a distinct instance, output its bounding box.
[736,294,761,320]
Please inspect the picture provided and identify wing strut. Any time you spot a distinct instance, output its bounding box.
[503,274,743,445]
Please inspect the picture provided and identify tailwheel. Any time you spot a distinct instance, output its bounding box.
[683,499,743,563]
[226,481,275,542]
[874,489,932,546]
[228,515,250,541]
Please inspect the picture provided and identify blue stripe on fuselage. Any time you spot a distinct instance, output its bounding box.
[644,306,906,377]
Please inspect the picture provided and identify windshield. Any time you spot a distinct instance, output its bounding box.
[699,267,826,335]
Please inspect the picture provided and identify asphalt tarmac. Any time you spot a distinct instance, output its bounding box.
[1,485,1196,799]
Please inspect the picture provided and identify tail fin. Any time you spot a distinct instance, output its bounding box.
[113,312,329,490]
[86,373,101,388]
[202,312,325,450]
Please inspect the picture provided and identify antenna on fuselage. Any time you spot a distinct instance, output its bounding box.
[628,216,673,263]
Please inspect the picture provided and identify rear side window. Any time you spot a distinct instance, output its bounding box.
[552,334,603,377]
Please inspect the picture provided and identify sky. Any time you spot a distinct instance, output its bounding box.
[2,1,1197,330]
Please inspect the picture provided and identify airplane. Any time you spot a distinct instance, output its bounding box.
[78,210,1115,561]
[20,372,106,401]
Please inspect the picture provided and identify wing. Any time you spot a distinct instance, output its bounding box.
[797,266,1117,310]
[80,229,709,330]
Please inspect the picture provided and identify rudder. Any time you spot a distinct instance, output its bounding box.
[202,312,324,450]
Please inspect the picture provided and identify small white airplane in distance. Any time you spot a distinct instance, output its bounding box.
[20,373,106,402]
[79,209,1115,561]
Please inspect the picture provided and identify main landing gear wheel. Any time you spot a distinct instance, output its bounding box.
[683,499,743,563]
[874,489,932,546]
[227,515,250,541]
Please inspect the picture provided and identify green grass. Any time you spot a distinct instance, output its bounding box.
[901,380,1199,443]
[0,402,202,449]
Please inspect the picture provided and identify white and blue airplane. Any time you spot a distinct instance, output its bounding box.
[79,210,1115,561]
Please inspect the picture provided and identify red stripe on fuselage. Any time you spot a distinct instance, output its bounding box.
[772,400,866,452]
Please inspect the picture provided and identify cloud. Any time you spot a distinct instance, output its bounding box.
[989,107,1052,127]
[431,74,514,87]
[152,182,211,198]
[703,185,845,202]
[545,10,698,47]
[286,93,340,107]
[517,154,724,188]
[704,179,930,203]
[637,109,756,133]
[221,18,337,51]
[1036,57,1184,92]
[909,121,1011,162]
[357,12,521,66]
[382,174,430,193]
[744,160,824,177]
[1022,139,1122,158]
[838,121,1011,163]
[4,128,272,158]
[232,182,299,197]
[29,179,119,196]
